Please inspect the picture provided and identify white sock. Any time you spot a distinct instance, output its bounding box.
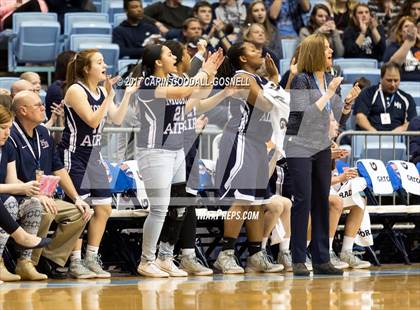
[86,245,99,258]
[280,238,290,252]
[307,240,311,248]
[329,238,334,251]
[341,236,355,253]
[71,250,82,261]
[261,237,268,249]
[181,248,195,256]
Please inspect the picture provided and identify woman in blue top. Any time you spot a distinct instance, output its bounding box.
[135,44,224,277]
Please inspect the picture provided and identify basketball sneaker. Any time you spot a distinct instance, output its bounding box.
[245,250,284,273]
[213,250,244,274]
[155,257,188,277]
[278,249,293,272]
[340,251,371,269]
[329,251,349,269]
[179,254,213,276]
[84,254,111,278]
[69,258,96,279]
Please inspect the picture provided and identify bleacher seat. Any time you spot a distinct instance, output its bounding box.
[118,59,139,76]
[102,0,124,23]
[333,58,378,69]
[79,43,120,75]
[353,136,407,163]
[113,13,126,27]
[399,82,420,107]
[279,59,291,77]
[0,77,19,91]
[64,13,110,36]
[70,34,112,51]
[281,39,298,59]
[342,68,381,85]
[8,13,60,85]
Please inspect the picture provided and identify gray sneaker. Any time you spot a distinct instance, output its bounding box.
[246,251,284,273]
[69,258,96,279]
[340,251,371,269]
[84,254,111,278]
[278,250,293,272]
[213,250,244,274]
[179,254,213,276]
[330,251,349,269]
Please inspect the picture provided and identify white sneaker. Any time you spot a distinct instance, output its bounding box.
[330,251,350,269]
[305,254,313,271]
[137,261,170,278]
[245,251,284,273]
[277,250,293,272]
[340,251,371,269]
[213,250,244,274]
[155,257,188,277]
[179,254,213,276]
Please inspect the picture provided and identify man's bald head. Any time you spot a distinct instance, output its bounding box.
[10,79,35,98]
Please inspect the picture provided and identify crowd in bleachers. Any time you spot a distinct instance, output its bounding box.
[0,0,418,281]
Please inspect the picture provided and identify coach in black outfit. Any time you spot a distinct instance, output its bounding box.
[284,33,344,276]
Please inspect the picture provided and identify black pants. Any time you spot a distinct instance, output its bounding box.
[0,199,20,235]
[287,148,331,264]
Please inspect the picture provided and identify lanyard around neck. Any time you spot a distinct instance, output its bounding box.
[379,86,396,113]
[313,73,331,112]
[14,122,41,168]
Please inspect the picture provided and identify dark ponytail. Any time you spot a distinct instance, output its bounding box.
[216,42,247,79]
[141,44,164,77]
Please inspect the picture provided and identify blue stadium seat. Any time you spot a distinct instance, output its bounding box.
[64,13,110,35]
[70,34,112,51]
[334,58,378,69]
[118,59,140,76]
[281,39,298,59]
[399,82,420,106]
[113,13,126,27]
[342,68,380,85]
[0,77,19,91]
[8,13,60,85]
[79,42,120,75]
[279,59,291,77]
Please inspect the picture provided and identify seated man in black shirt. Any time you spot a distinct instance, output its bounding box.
[112,0,160,59]
[353,62,417,132]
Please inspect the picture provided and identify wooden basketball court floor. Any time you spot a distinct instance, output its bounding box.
[1,264,419,310]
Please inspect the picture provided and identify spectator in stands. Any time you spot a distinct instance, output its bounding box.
[215,0,247,34]
[408,115,420,164]
[266,0,310,38]
[0,0,48,31]
[8,90,89,279]
[389,0,420,40]
[299,4,344,58]
[343,3,387,61]
[368,0,400,35]
[144,0,192,31]
[0,94,12,108]
[112,0,160,59]
[45,50,75,120]
[354,62,418,132]
[327,0,358,32]
[20,71,41,94]
[45,0,95,30]
[193,1,214,35]
[245,0,282,58]
[10,79,35,98]
[0,89,10,96]
[242,23,280,77]
[383,16,420,82]
[180,17,203,45]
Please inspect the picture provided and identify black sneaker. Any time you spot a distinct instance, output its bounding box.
[37,256,68,279]
[312,262,344,276]
[292,263,310,276]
